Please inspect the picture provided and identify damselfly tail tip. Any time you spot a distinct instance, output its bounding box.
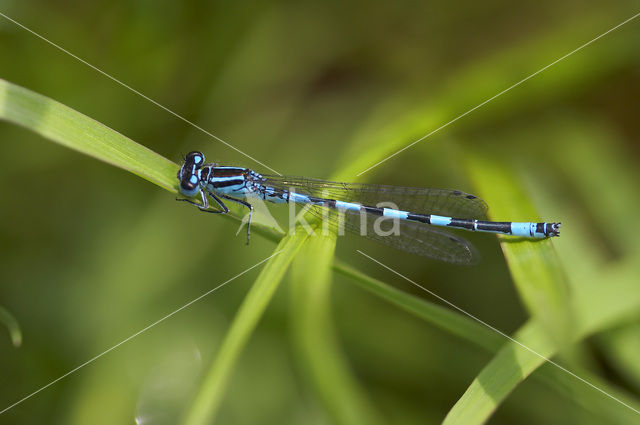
[549,222,561,237]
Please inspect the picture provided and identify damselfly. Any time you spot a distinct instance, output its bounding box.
[177,151,560,265]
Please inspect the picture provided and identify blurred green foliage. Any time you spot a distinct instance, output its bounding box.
[1,1,640,424]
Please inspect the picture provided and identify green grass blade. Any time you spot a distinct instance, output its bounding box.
[333,136,640,423]
[442,318,640,425]
[465,151,572,343]
[334,260,503,352]
[535,359,640,424]
[335,261,640,423]
[442,321,554,425]
[434,118,640,424]
[441,259,640,424]
[291,233,381,425]
[440,205,640,423]
[0,78,286,242]
[439,151,571,424]
[180,229,310,425]
[0,306,22,347]
[0,78,177,192]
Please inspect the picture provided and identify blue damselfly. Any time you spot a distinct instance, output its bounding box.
[177,151,560,265]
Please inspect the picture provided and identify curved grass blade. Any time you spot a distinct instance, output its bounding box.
[441,142,640,424]
[444,260,640,423]
[0,78,291,422]
[334,261,640,423]
[333,261,502,351]
[179,229,310,425]
[442,319,640,425]
[438,150,572,424]
[465,151,573,344]
[0,78,177,192]
[0,78,285,242]
[441,251,640,423]
[291,232,381,425]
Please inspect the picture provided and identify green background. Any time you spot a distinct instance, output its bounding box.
[1,1,640,424]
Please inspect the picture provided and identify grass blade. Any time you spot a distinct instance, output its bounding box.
[291,233,381,425]
[438,150,571,424]
[180,229,310,425]
[335,261,640,423]
[334,260,503,352]
[0,78,177,192]
[465,151,572,343]
[0,78,286,242]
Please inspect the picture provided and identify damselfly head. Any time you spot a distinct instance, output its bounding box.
[178,151,206,197]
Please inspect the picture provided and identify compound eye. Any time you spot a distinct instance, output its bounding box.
[186,151,205,166]
[180,176,199,196]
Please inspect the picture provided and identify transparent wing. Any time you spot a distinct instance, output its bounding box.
[308,206,479,265]
[262,175,488,219]
[260,175,482,264]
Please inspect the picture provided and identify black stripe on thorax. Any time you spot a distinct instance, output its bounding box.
[211,178,245,188]
[211,167,247,178]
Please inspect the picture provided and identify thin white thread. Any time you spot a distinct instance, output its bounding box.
[0,250,282,415]
[356,11,640,176]
[0,11,281,176]
[356,250,640,416]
